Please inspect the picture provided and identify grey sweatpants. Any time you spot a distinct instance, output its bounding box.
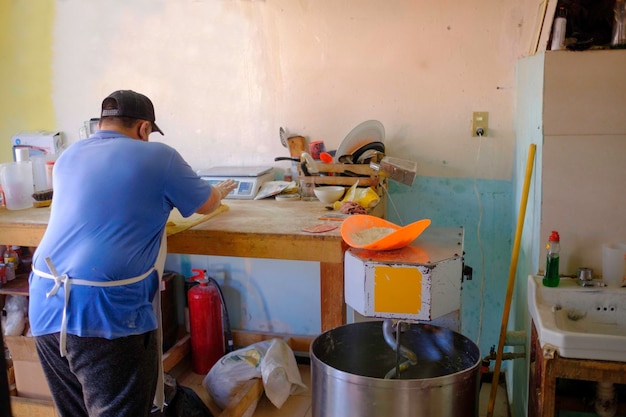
[35,331,159,417]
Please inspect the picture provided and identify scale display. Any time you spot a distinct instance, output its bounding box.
[197,166,274,200]
[203,178,255,198]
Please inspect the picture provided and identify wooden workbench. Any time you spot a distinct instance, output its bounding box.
[0,199,348,334]
[2,199,352,416]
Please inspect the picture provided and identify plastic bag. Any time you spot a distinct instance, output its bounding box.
[2,295,28,336]
[203,338,306,414]
[332,181,380,210]
[261,339,307,408]
[203,342,264,413]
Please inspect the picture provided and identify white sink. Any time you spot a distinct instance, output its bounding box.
[528,275,626,362]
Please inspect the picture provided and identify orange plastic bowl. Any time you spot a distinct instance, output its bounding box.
[341,215,431,251]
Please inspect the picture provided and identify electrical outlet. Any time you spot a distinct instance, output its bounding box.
[472,111,489,137]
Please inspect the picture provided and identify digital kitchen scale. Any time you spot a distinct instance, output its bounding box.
[197,166,274,200]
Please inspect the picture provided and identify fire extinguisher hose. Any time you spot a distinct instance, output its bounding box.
[204,273,234,353]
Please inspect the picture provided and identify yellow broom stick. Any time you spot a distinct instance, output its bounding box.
[486,143,536,417]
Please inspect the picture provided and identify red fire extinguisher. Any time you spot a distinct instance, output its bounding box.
[187,272,227,374]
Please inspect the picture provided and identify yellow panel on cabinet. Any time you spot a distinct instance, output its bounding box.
[373,265,422,314]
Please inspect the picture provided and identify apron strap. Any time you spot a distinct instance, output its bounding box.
[153,230,167,411]
[33,262,156,357]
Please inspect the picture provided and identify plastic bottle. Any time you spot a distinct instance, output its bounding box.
[543,231,560,287]
[3,245,18,265]
[283,168,293,182]
[611,0,626,48]
[550,6,567,51]
[5,262,15,281]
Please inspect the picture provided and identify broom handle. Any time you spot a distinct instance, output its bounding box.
[486,144,536,417]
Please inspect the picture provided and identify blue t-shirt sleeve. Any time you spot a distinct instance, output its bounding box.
[164,150,213,217]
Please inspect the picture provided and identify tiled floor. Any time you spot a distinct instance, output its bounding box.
[178,361,510,417]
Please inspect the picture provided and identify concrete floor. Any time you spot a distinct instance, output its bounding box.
[179,362,510,417]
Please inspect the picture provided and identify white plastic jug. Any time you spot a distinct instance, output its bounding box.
[0,162,34,210]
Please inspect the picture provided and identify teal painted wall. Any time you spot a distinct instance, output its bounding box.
[510,53,544,417]
[387,175,513,357]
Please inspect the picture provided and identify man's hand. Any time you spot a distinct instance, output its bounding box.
[215,179,237,199]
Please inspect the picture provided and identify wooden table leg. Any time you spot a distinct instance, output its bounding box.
[529,324,539,417]
[320,261,345,331]
[540,349,557,417]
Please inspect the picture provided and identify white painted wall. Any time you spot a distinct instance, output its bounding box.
[51,0,535,180]
[541,50,626,275]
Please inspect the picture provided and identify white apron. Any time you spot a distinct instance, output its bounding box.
[32,231,168,410]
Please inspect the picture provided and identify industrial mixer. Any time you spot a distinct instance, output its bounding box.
[310,226,481,417]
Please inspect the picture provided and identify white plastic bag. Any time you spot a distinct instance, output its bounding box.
[261,338,308,408]
[2,295,28,336]
[202,338,307,413]
[203,342,266,413]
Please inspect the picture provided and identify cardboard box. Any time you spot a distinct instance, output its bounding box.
[4,335,52,400]
[11,131,63,159]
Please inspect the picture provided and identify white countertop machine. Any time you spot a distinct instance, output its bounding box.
[197,166,274,199]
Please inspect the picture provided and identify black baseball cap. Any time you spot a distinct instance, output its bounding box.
[101,90,164,135]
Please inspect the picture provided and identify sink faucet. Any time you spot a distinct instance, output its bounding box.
[575,267,606,287]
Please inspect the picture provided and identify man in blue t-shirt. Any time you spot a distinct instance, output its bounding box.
[29,90,236,417]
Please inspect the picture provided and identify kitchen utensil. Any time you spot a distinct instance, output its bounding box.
[311,321,480,417]
[341,215,431,251]
[350,141,385,164]
[275,193,301,202]
[274,152,318,177]
[299,178,316,201]
[279,127,288,148]
[287,136,306,158]
[336,120,385,163]
[32,188,53,208]
[309,141,326,160]
[301,152,319,175]
[602,243,626,287]
[286,135,307,179]
[320,152,334,164]
[30,155,48,192]
[0,162,34,210]
[313,186,345,205]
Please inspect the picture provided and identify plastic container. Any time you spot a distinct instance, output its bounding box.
[3,245,19,266]
[45,161,55,189]
[612,0,626,48]
[543,231,560,287]
[341,215,431,251]
[0,162,34,210]
[31,155,49,192]
[601,243,626,288]
[550,6,567,51]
